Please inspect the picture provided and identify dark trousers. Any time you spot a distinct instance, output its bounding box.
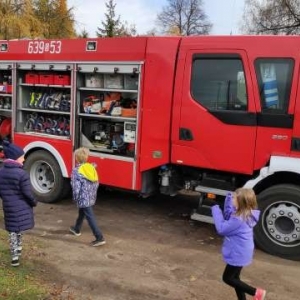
[222,264,256,300]
[74,206,104,240]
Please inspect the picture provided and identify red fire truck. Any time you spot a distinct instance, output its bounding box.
[0,36,300,261]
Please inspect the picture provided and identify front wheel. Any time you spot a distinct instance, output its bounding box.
[24,150,69,203]
[255,184,300,261]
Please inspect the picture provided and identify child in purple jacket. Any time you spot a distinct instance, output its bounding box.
[212,188,266,300]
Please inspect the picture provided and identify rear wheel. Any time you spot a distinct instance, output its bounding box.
[24,150,69,203]
[255,184,300,261]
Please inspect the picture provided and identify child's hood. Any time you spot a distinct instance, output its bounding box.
[247,209,260,228]
[78,163,98,182]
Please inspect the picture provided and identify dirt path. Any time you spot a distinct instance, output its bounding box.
[27,191,300,300]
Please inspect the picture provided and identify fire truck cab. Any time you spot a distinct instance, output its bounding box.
[0,36,300,261]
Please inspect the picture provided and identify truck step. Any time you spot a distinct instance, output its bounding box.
[190,211,214,224]
[190,205,214,224]
[195,185,231,196]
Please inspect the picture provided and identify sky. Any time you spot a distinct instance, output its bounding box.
[68,0,245,37]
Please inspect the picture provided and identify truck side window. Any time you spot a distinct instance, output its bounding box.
[255,58,294,114]
[191,55,247,111]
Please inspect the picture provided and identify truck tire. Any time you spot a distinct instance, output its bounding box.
[255,184,300,261]
[24,150,68,203]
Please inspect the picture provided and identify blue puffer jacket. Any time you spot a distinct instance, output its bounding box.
[0,160,36,232]
[212,193,260,267]
[71,163,99,208]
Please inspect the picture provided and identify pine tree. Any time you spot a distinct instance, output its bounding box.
[96,0,126,37]
[96,0,120,37]
[78,28,89,38]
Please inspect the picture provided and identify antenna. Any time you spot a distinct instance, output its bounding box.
[230,0,237,35]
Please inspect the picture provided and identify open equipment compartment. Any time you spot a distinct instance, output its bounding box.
[15,62,72,139]
[76,63,141,159]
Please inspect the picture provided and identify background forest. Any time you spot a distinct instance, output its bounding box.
[0,0,299,40]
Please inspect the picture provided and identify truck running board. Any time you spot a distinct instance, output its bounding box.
[190,204,214,224]
[190,211,214,224]
[190,186,232,224]
[194,185,231,196]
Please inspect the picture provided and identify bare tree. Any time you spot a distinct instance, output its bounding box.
[157,0,212,36]
[120,21,137,37]
[241,0,300,35]
[145,28,157,36]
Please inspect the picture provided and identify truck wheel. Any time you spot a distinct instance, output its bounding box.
[255,184,300,261]
[24,150,67,203]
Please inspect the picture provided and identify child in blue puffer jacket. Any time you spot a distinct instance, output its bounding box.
[69,147,105,247]
[0,141,37,267]
[212,188,266,300]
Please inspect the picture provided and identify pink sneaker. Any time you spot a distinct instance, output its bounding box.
[254,288,266,300]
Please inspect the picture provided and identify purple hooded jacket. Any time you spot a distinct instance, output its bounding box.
[212,192,260,267]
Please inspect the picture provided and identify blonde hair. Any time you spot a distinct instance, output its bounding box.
[234,188,257,220]
[74,147,89,164]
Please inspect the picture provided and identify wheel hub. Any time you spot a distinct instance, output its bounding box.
[30,161,54,194]
[266,204,300,244]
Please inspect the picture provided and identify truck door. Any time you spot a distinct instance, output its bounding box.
[252,58,295,169]
[172,50,257,174]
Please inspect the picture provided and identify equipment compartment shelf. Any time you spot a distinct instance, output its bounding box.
[20,83,71,88]
[78,87,138,93]
[19,108,70,115]
[80,118,136,158]
[78,113,136,122]
[17,111,70,137]
[18,132,70,140]
[17,83,71,113]
[89,150,134,162]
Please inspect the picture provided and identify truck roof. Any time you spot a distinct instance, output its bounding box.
[0,35,299,62]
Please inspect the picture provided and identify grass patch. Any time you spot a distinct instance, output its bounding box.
[0,229,48,300]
